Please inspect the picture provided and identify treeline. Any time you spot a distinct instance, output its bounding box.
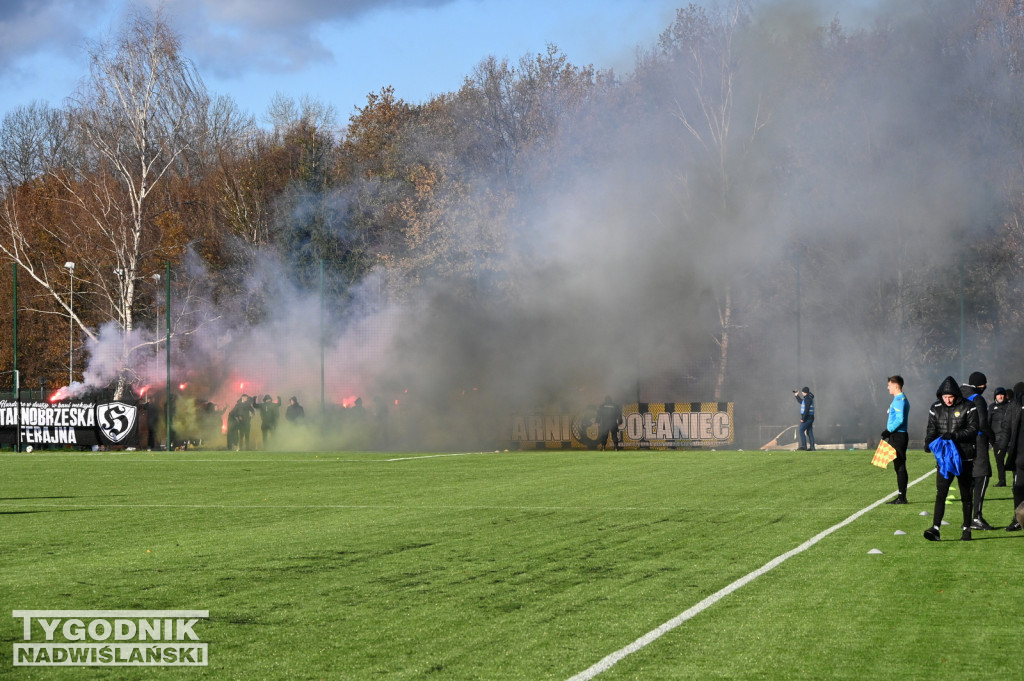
[3,2,1024,425]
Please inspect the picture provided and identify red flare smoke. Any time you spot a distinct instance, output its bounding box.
[49,387,71,402]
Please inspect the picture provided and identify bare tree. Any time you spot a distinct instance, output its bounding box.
[0,102,70,188]
[0,9,211,397]
[659,1,764,400]
[457,45,599,185]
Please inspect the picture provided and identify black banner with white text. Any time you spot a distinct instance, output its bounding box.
[0,400,139,447]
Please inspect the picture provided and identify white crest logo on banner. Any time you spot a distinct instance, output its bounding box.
[97,402,138,443]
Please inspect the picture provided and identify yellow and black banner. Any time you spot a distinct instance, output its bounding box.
[510,401,734,450]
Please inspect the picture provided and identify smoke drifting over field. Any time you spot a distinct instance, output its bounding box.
[80,0,1024,448]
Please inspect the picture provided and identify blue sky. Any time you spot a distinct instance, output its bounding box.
[0,0,684,125]
[1,1,881,127]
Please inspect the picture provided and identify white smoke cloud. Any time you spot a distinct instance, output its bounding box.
[63,0,1024,450]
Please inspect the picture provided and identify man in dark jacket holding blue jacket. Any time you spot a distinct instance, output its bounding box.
[924,376,979,541]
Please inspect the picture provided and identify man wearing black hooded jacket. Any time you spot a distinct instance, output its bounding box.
[989,387,1012,487]
[962,372,995,530]
[923,376,978,541]
[1003,381,1024,530]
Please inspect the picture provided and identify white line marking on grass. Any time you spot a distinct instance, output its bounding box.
[385,452,494,462]
[97,458,372,463]
[565,468,937,681]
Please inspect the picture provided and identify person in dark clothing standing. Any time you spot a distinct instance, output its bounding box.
[198,400,223,448]
[286,396,305,424]
[923,376,978,541]
[595,396,623,451]
[259,395,281,449]
[239,395,255,449]
[794,387,815,451]
[963,372,995,530]
[142,396,159,450]
[228,395,255,451]
[1004,381,1024,530]
[350,397,367,420]
[989,387,1012,487]
[882,375,909,505]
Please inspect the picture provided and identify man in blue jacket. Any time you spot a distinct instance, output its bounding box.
[882,375,909,505]
[794,387,815,451]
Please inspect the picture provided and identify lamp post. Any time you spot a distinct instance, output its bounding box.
[64,261,75,385]
[152,273,161,343]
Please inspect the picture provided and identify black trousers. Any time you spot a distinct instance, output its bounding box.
[597,425,621,449]
[889,432,909,496]
[994,441,1009,483]
[933,458,974,529]
[1011,459,1024,519]
[972,475,989,519]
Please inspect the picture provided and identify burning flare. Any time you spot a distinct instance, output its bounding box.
[48,382,86,402]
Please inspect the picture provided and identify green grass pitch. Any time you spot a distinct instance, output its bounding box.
[1,448,1022,680]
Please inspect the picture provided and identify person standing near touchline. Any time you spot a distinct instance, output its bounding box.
[989,387,1012,487]
[962,372,996,531]
[1003,381,1024,531]
[923,376,978,542]
[794,387,815,451]
[882,375,909,505]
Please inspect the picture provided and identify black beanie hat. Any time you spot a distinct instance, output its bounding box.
[969,371,987,387]
[996,387,1007,396]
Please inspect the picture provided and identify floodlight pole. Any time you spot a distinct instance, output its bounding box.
[12,264,16,378]
[13,263,19,452]
[166,261,171,452]
[64,261,75,385]
[152,273,161,343]
[959,252,965,381]
[320,260,325,418]
[795,250,802,383]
